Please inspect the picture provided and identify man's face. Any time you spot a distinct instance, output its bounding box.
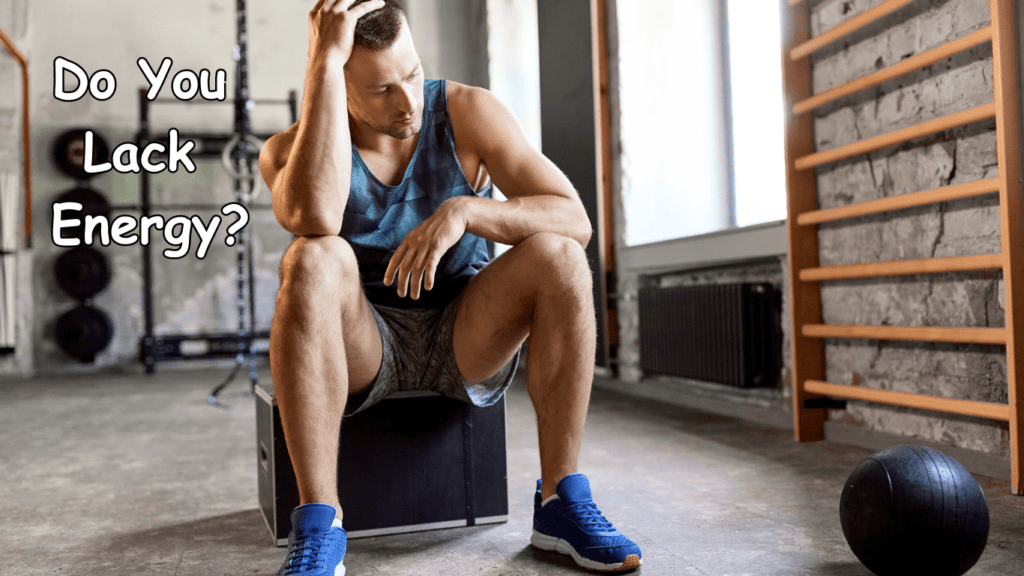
[345,21,425,141]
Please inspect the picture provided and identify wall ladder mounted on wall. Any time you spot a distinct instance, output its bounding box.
[783,0,1024,493]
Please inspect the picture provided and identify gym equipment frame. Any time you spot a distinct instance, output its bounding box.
[133,0,297,396]
[133,91,296,375]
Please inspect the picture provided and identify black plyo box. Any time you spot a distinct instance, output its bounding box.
[255,386,509,545]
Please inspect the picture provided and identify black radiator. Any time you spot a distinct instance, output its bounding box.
[638,282,781,388]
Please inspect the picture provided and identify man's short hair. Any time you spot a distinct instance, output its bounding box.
[352,0,406,51]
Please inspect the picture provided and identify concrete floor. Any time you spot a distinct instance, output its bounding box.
[2,366,1023,576]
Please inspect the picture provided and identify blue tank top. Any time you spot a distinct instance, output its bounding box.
[341,78,491,309]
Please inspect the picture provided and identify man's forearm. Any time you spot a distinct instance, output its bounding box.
[454,194,592,249]
[274,55,352,236]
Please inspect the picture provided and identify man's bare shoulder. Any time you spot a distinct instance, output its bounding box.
[446,79,491,102]
[445,81,516,153]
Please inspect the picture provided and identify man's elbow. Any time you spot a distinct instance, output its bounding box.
[576,225,592,250]
[274,205,343,237]
[574,204,593,249]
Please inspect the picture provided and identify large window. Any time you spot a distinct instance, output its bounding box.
[618,0,787,247]
[487,0,542,258]
[726,0,788,229]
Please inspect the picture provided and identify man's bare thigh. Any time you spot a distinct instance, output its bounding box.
[451,243,537,384]
[344,292,384,395]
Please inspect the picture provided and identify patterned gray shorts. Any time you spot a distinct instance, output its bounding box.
[343,288,521,416]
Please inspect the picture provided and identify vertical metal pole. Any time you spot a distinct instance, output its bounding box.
[235,0,259,390]
[138,88,157,374]
[288,89,299,124]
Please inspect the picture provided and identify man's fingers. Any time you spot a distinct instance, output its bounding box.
[409,248,433,299]
[389,247,413,296]
[408,250,432,299]
[396,266,412,297]
[339,0,386,17]
[423,253,441,292]
[398,246,431,298]
[311,0,330,15]
[322,0,345,13]
[384,243,409,285]
[409,269,421,300]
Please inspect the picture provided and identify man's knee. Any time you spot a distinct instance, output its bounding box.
[279,235,361,294]
[518,233,592,296]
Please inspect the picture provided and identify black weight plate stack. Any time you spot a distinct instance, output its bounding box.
[51,183,114,362]
[52,128,109,180]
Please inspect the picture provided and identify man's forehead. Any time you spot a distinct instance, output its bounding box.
[368,60,420,85]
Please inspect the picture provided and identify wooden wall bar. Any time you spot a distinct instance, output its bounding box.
[783,0,1024,491]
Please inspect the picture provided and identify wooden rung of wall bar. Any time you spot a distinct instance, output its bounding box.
[804,380,1012,421]
[802,323,1006,345]
[799,254,1003,282]
[790,0,916,60]
[793,27,993,115]
[795,103,996,170]
[796,178,1000,226]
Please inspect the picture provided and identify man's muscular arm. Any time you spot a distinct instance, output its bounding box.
[449,84,592,249]
[258,0,384,237]
[382,83,592,300]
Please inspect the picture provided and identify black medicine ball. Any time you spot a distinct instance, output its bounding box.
[840,445,989,576]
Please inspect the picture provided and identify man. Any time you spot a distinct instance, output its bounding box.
[259,0,642,574]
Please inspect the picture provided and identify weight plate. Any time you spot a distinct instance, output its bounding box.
[53,187,111,243]
[52,128,110,180]
[55,246,111,299]
[55,304,113,362]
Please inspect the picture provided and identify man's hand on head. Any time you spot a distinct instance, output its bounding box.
[307,0,385,64]
[384,198,470,301]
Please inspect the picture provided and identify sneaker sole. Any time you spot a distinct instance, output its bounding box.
[531,530,642,572]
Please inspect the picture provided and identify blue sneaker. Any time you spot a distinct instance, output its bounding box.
[531,474,642,572]
[276,503,347,576]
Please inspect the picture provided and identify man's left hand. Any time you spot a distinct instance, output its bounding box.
[384,197,468,300]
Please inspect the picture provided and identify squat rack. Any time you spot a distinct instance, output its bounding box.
[134,0,297,403]
[783,0,1024,491]
[133,91,296,375]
